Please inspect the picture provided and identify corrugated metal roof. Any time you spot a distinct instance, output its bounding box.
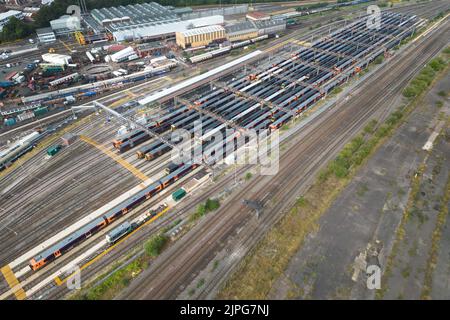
[179,25,224,37]
[225,21,257,34]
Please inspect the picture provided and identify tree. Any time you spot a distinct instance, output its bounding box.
[0,17,34,43]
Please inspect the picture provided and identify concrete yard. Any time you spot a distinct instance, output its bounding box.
[268,69,450,300]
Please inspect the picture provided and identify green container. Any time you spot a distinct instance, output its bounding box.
[172,188,186,201]
[47,145,61,156]
[34,107,48,117]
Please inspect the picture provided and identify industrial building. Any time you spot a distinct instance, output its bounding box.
[225,19,286,42]
[0,10,24,31]
[176,25,226,49]
[254,19,286,36]
[89,2,224,42]
[50,15,81,35]
[246,11,270,21]
[225,21,259,42]
[41,53,72,65]
[36,27,56,43]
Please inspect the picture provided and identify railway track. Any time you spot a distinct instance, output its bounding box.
[118,13,449,300]
[0,1,445,300]
[195,19,450,299]
[48,6,446,298]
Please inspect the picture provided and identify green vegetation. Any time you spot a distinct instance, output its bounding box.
[373,55,384,65]
[190,198,220,222]
[197,278,205,288]
[331,87,343,95]
[435,101,444,108]
[0,17,34,43]
[403,57,448,98]
[144,233,168,257]
[74,260,144,300]
[244,172,253,181]
[211,260,220,272]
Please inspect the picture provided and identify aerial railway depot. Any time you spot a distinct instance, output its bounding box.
[0,0,448,302]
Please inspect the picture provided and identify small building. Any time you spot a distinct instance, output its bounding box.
[50,15,81,35]
[246,11,270,21]
[42,53,72,65]
[36,27,56,43]
[225,21,258,42]
[254,19,286,36]
[0,10,24,31]
[176,25,226,49]
[136,42,168,57]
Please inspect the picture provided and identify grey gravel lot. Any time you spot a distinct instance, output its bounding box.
[268,71,450,300]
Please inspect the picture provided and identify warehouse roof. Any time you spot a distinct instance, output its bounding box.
[225,21,257,34]
[246,11,270,20]
[36,27,54,35]
[254,19,286,29]
[0,10,22,21]
[91,2,179,28]
[179,25,225,37]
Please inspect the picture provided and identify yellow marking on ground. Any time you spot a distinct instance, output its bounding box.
[292,39,312,47]
[108,95,132,108]
[1,265,26,300]
[265,37,311,53]
[79,135,149,182]
[57,206,171,285]
[59,39,72,53]
[54,276,62,285]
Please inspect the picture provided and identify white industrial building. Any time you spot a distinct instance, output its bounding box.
[36,27,56,43]
[105,46,138,63]
[50,15,81,35]
[42,53,72,65]
[112,15,224,42]
[0,10,24,31]
[89,2,224,42]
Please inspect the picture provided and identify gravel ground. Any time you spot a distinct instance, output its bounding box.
[268,71,450,300]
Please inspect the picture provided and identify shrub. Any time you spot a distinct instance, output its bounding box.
[144,234,168,257]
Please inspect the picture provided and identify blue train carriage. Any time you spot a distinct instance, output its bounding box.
[29,163,197,271]
[106,221,137,244]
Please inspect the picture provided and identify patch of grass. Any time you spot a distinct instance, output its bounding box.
[403,57,448,98]
[374,55,384,65]
[331,87,343,95]
[211,260,220,272]
[73,259,144,300]
[296,195,307,207]
[197,278,205,288]
[190,198,220,222]
[437,90,447,98]
[245,172,253,180]
[435,101,444,108]
[144,234,168,258]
